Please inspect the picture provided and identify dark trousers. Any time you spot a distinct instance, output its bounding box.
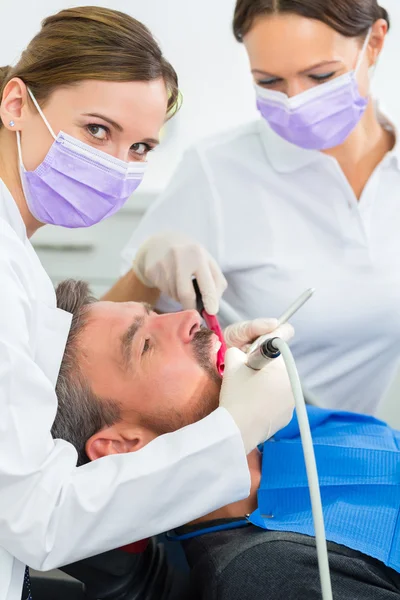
[181,525,400,599]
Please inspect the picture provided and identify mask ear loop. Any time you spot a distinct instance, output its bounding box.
[16,130,25,171]
[355,28,373,74]
[17,88,57,172]
[27,87,57,140]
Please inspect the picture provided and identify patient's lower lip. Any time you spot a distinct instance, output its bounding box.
[214,341,224,375]
[216,350,224,376]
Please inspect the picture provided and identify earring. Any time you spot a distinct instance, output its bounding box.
[9,120,15,127]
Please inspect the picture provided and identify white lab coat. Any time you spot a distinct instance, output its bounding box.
[0,180,250,600]
[122,115,400,415]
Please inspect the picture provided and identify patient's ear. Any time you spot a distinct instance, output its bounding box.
[86,424,156,461]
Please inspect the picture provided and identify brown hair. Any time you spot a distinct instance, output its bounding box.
[53,280,121,467]
[0,6,180,127]
[233,0,390,41]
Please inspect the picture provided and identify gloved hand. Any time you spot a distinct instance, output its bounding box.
[224,318,294,352]
[132,232,227,315]
[219,348,295,454]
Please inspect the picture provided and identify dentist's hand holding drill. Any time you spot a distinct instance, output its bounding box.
[220,322,295,454]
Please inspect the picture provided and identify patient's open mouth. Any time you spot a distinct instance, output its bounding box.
[192,328,223,380]
[211,335,224,375]
[214,338,222,357]
[204,332,222,372]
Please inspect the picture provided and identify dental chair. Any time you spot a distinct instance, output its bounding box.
[30,536,190,599]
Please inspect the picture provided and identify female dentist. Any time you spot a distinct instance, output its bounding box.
[108,0,398,415]
[0,7,295,600]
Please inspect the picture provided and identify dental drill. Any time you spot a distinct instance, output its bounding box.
[246,288,334,600]
[218,293,319,405]
[246,287,315,369]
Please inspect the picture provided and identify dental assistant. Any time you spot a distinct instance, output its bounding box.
[108,0,399,415]
[0,7,296,600]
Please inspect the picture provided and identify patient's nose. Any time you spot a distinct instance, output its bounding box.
[154,310,201,343]
[178,310,202,343]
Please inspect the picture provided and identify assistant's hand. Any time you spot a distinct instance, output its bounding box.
[132,232,227,314]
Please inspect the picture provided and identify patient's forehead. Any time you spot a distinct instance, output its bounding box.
[89,300,145,323]
[80,301,146,355]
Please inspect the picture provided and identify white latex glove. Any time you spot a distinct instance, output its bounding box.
[132,232,227,315]
[220,348,294,454]
[224,318,294,352]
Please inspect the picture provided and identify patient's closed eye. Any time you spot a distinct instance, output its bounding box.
[142,339,151,354]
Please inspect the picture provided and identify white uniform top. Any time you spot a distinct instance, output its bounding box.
[0,180,249,600]
[122,114,400,415]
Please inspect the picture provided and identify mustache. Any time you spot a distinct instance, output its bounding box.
[192,327,214,353]
[191,327,221,383]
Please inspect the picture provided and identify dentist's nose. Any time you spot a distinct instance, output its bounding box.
[286,78,308,97]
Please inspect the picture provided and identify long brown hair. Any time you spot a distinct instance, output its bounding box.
[233,0,390,41]
[0,6,180,127]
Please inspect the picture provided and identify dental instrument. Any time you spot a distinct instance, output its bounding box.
[193,279,227,375]
[247,287,315,362]
[246,288,333,600]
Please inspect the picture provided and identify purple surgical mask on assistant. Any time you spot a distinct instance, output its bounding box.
[255,30,372,151]
[16,88,146,228]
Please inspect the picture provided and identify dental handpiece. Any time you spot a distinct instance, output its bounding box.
[246,288,315,370]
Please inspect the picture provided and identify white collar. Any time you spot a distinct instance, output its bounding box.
[257,99,400,173]
[0,179,27,241]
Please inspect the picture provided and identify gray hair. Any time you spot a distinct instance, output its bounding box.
[53,280,122,466]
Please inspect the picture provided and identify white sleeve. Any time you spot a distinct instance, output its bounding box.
[120,145,223,276]
[0,237,249,571]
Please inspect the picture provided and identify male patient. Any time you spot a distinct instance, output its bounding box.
[53,280,400,600]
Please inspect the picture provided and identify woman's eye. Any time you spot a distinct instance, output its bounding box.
[142,339,151,355]
[131,142,151,156]
[309,71,336,82]
[86,124,109,140]
[258,77,280,87]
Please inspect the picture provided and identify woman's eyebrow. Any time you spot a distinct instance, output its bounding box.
[252,60,341,78]
[82,112,123,132]
[252,68,280,78]
[300,60,341,74]
[82,114,160,146]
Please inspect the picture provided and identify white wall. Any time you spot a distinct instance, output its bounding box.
[2,0,400,192]
[2,0,400,424]
[370,0,400,119]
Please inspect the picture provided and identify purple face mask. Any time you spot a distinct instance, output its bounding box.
[255,31,372,151]
[17,88,146,228]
